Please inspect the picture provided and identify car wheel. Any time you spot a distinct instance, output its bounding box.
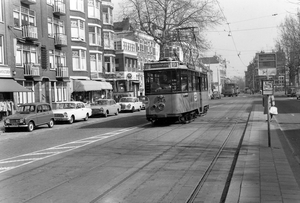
[27,121,34,132]
[69,116,74,124]
[48,119,54,128]
[103,111,108,117]
[84,114,89,121]
[131,107,135,113]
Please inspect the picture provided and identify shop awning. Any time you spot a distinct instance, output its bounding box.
[0,78,32,92]
[73,80,113,92]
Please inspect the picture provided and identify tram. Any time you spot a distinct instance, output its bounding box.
[144,59,209,124]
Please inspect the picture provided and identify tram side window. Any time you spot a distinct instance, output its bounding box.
[181,75,188,92]
[195,75,200,91]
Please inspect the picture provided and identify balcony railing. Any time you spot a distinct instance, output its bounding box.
[53,0,66,16]
[54,33,68,47]
[22,25,38,41]
[20,0,36,5]
[56,66,69,78]
[24,63,40,76]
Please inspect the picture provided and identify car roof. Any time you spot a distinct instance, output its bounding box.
[20,102,50,105]
[53,101,83,103]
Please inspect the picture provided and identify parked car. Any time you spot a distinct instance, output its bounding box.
[52,101,92,124]
[3,102,54,132]
[118,97,143,112]
[211,91,222,99]
[91,99,120,117]
[137,96,149,110]
[287,87,297,97]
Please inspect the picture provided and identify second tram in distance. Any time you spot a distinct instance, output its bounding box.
[144,60,209,124]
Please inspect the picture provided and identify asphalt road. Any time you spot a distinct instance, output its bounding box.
[0,94,299,203]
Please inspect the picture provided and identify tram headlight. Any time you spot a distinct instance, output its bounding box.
[157,103,165,111]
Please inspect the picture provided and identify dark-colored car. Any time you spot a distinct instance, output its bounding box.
[211,91,222,99]
[287,87,296,97]
[3,102,54,132]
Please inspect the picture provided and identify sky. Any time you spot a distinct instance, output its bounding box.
[112,0,299,78]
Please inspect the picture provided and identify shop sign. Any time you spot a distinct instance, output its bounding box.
[127,73,132,79]
[0,67,12,77]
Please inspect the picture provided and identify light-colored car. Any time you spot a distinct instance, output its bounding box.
[3,102,54,132]
[52,101,92,124]
[118,97,143,112]
[137,96,149,110]
[91,99,120,117]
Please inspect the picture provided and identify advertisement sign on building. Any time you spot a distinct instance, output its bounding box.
[258,53,277,76]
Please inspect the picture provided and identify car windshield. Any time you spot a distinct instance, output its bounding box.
[119,98,135,102]
[53,103,76,109]
[93,100,109,105]
[17,105,35,113]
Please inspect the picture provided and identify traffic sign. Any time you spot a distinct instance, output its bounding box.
[261,80,274,95]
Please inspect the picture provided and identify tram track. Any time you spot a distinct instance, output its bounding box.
[1,99,253,203]
[185,104,252,203]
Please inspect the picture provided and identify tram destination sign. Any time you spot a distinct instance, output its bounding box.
[258,53,277,76]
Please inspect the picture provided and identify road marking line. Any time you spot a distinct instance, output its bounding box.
[0,127,137,174]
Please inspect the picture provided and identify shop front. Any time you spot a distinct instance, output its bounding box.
[71,80,113,104]
[0,77,32,120]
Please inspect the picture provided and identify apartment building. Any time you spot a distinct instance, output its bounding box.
[0,0,114,112]
[113,18,159,97]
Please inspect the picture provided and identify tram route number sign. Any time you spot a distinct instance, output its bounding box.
[258,53,277,76]
[261,80,274,95]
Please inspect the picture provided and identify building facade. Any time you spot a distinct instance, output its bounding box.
[0,0,115,114]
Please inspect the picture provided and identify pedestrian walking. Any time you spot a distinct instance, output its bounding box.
[263,94,275,120]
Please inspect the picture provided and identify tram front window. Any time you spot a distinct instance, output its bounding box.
[151,73,172,93]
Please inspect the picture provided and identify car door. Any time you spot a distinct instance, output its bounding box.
[111,100,117,114]
[34,104,44,126]
[76,103,85,119]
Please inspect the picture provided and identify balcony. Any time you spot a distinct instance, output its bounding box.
[24,63,40,77]
[53,0,66,16]
[54,33,68,47]
[20,0,36,5]
[22,25,38,41]
[56,66,69,78]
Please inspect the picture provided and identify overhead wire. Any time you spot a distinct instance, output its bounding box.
[214,0,247,67]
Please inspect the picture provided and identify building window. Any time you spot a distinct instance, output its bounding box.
[104,56,115,73]
[13,6,36,28]
[15,43,38,66]
[0,36,3,64]
[88,0,100,19]
[70,0,84,12]
[90,52,102,73]
[114,41,122,50]
[17,81,35,104]
[103,7,113,24]
[48,17,65,38]
[0,0,3,22]
[103,31,114,49]
[72,49,86,71]
[71,18,85,41]
[47,0,54,6]
[49,50,66,70]
[88,25,101,46]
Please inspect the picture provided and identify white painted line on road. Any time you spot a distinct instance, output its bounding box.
[0,127,137,174]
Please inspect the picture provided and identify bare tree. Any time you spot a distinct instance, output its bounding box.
[276,11,300,85]
[119,0,223,63]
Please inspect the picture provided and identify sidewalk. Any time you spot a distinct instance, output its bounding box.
[226,104,300,203]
